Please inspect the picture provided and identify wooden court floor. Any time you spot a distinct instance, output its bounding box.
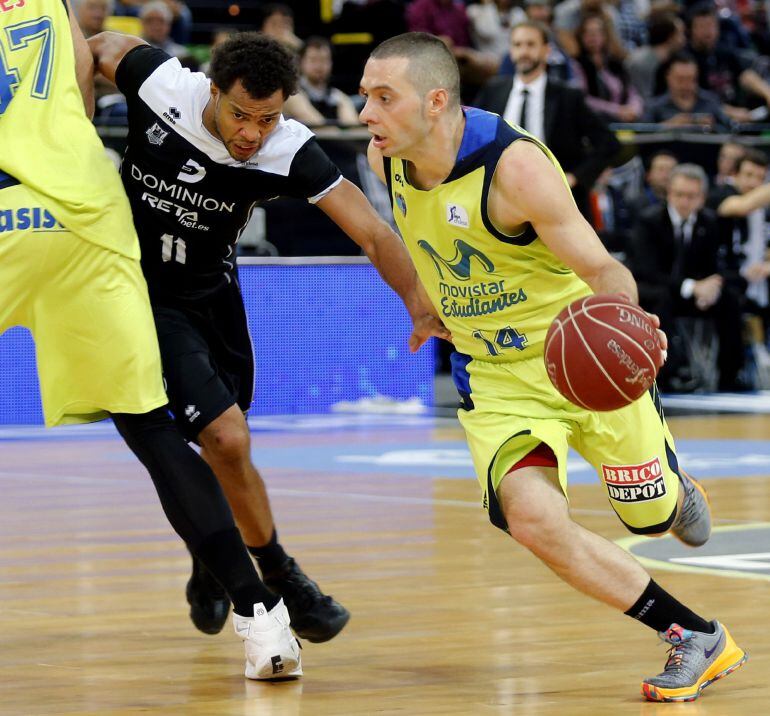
[0,413,768,715]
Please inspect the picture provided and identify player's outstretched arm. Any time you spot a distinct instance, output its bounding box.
[316,178,452,352]
[492,140,638,303]
[65,0,95,118]
[718,182,770,217]
[88,32,148,84]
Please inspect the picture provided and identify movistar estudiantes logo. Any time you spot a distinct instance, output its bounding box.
[418,239,495,281]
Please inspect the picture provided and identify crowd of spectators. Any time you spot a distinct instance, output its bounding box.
[74,0,770,392]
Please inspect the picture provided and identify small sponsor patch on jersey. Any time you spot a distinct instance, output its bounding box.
[184,404,200,422]
[146,123,168,146]
[395,192,407,216]
[446,203,469,228]
[602,457,666,502]
[177,158,206,184]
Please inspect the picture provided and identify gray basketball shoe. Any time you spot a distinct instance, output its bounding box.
[671,472,711,546]
[642,621,747,702]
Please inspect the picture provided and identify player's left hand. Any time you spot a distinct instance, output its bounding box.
[409,315,452,353]
[617,293,668,368]
[644,311,668,367]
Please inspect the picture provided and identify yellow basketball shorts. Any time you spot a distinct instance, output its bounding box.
[454,352,681,535]
[0,184,167,426]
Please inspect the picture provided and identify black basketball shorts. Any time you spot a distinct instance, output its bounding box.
[152,280,254,441]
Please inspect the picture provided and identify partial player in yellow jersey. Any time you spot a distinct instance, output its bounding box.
[359,32,747,702]
[0,0,314,680]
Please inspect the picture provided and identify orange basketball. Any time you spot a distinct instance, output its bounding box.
[543,294,662,411]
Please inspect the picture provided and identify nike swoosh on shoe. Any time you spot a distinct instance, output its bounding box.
[704,632,724,659]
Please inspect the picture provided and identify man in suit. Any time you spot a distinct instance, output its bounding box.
[628,149,678,222]
[631,164,745,391]
[474,20,620,220]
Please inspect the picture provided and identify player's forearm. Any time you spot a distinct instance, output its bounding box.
[739,69,770,104]
[319,180,429,319]
[365,228,429,321]
[719,183,770,217]
[579,258,639,304]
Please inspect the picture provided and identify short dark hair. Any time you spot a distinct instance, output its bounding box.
[511,20,550,44]
[210,32,298,99]
[646,149,678,170]
[370,32,460,107]
[737,148,769,171]
[687,1,717,27]
[648,13,680,47]
[300,36,332,60]
[665,51,697,74]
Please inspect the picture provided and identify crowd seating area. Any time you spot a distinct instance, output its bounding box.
[75,0,770,392]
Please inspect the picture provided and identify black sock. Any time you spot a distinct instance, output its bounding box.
[248,529,289,575]
[625,579,714,634]
[196,528,279,616]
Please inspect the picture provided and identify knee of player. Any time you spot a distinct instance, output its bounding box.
[505,508,569,552]
[202,422,251,462]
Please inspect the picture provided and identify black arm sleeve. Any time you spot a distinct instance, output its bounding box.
[115,45,172,99]
[285,138,342,199]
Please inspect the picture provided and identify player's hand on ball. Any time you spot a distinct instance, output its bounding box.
[409,315,452,353]
[643,311,668,366]
[617,292,668,366]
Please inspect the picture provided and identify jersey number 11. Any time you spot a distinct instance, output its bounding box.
[161,233,187,264]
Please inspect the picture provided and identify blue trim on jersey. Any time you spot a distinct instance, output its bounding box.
[456,107,499,163]
[440,107,540,247]
[0,168,20,191]
[450,351,475,411]
[480,140,538,248]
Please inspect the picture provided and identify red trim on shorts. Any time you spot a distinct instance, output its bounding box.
[507,442,558,473]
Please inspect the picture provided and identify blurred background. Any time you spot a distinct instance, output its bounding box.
[27,0,770,415]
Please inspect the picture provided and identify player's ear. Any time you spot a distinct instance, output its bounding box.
[426,88,449,116]
[210,82,221,101]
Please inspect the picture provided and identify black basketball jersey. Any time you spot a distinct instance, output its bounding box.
[115,45,342,300]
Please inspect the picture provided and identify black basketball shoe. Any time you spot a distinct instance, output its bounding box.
[186,555,230,635]
[262,558,350,643]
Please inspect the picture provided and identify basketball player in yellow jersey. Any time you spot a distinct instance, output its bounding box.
[359,32,747,702]
[0,0,318,680]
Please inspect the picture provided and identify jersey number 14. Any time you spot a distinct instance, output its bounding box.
[472,326,528,356]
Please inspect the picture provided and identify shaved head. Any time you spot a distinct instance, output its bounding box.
[370,32,461,107]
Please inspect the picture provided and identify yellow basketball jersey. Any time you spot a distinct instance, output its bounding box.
[0,0,139,258]
[386,108,590,364]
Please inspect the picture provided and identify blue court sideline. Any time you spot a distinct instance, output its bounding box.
[1,414,765,483]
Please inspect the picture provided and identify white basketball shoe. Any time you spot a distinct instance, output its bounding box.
[233,599,302,680]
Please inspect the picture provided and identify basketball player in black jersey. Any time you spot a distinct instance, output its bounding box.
[88,30,449,642]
